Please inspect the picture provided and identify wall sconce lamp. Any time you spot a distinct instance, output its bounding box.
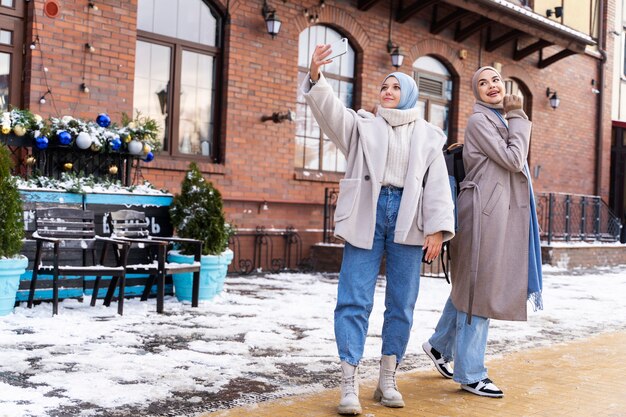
[258,200,269,213]
[262,0,281,38]
[85,42,96,53]
[156,88,168,115]
[39,89,51,104]
[88,1,98,11]
[546,88,560,110]
[546,6,563,18]
[386,1,404,68]
[261,109,295,123]
[387,41,404,69]
[80,83,90,93]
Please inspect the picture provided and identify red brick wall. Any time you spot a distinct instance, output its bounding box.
[24,0,136,120]
[20,0,615,267]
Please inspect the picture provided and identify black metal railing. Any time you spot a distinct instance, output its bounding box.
[535,192,621,244]
[323,188,339,244]
[228,226,312,275]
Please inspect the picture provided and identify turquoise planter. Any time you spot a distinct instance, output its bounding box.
[167,249,233,302]
[0,256,28,316]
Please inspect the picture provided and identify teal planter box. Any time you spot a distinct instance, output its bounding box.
[0,257,28,315]
[168,249,233,302]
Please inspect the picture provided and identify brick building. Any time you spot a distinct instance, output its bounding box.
[0,0,614,270]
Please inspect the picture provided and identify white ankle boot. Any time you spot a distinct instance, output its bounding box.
[373,354,405,408]
[338,361,362,415]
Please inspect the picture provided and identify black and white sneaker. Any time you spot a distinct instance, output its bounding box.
[461,378,504,398]
[422,341,453,379]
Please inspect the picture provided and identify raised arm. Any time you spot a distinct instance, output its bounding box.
[301,44,360,156]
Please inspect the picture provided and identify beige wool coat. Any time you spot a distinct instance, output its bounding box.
[302,73,455,250]
[450,103,532,321]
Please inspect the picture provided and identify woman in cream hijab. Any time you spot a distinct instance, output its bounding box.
[422,66,542,398]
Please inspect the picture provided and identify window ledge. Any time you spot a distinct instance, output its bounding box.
[294,170,343,183]
[145,157,225,175]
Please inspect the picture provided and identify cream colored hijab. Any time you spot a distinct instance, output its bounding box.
[471,66,504,110]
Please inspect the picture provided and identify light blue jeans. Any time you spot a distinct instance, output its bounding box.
[428,297,490,384]
[335,186,422,366]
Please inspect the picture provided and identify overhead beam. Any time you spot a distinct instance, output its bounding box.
[357,0,383,11]
[431,8,471,35]
[455,17,491,42]
[538,48,577,68]
[397,0,438,24]
[485,29,523,52]
[513,39,552,61]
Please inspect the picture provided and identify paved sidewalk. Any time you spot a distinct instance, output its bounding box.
[203,331,626,417]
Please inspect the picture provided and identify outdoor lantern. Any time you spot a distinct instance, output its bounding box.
[546,88,560,110]
[390,46,404,68]
[262,0,281,38]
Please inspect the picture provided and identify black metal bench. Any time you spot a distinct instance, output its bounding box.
[27,207,129,315]
[94,209,202,314]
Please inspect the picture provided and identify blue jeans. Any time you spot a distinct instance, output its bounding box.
[335,186,422,366]
[428,297,490,384]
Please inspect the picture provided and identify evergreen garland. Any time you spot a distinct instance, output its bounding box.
[169,162,231,256]
[0,144,24,258]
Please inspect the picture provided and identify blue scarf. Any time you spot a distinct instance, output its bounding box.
[490,108,543,311]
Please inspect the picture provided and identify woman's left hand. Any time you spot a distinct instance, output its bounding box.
[423,232,443,262]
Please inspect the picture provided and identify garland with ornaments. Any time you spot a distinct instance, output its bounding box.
[1,109,159,163]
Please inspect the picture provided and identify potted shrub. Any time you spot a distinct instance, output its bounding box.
[0,143,27,315]
[168,162,233,301]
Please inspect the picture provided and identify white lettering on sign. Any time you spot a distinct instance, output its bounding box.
[150,217,161,234]
[102,213,110,234]
[23,210,35,231]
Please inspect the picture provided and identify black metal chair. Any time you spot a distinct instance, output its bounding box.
[27,207,129,316]
[93,209,202,314]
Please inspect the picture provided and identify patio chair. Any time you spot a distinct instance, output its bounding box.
[27,207,130,316]
[92,209,202,314]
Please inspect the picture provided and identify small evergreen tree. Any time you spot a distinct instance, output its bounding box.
[169,162,231,256]
[0,144,24,258]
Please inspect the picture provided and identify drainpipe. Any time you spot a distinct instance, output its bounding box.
[594,0,606,196]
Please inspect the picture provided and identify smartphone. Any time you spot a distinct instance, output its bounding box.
[327,38,348,61]
[422,250,433,265]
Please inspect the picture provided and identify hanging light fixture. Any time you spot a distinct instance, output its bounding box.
[546,88,560,110]
[261,0,281,38]
[386,1,404,68]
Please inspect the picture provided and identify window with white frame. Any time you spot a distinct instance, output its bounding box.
[134,0,222,160]
[295,26,355,173]
[412,56,452,138]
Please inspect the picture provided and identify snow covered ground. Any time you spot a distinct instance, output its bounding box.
[1,265,626,417]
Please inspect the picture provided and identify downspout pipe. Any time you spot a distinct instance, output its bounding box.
[594,0,606,197]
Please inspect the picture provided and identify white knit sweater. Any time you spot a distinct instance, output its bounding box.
[377,106,422,188]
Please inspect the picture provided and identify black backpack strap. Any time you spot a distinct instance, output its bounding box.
[441,241,450,284]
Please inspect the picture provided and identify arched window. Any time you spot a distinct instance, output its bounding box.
[134,0,222,160]
[412,56,452,137]
[295,26,355,173]
[505,78,532,119]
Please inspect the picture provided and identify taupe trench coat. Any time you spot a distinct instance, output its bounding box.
[302,74,455,250]
[450,104,532,321]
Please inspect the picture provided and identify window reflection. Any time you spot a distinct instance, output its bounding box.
[296,26,353,173]
[133,41,170,150]
[179,51,214,156]
[0,53,10,112]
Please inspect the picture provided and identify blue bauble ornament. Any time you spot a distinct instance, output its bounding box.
[57,130,72,145]
[36,136,49,150]
[143,151,154,162]
[110,136,122,151]
[96,113,111,128]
